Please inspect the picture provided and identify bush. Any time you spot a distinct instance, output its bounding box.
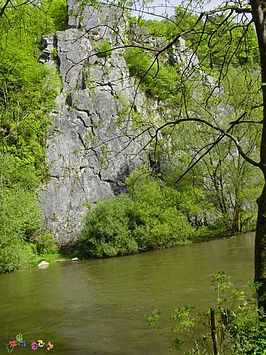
[95,42,112,58]
[35,231,59,255]
[79,172,195,258]
[125,48,181,101]
[129,179,194,249]
[0,187,59,272]
[0,242,37,273]
[79,195,138,257]
[0,187,43,272]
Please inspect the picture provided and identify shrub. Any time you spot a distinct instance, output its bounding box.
[95,42,112,58]
[79,171,195,258]
[0,187,43,272]
[127,170,194,249]
[35,230,59,255]
[0,242,37,273]
[79,195,138,257]
[125,48,180,101]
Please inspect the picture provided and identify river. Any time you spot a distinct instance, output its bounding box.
[0,232,254,354]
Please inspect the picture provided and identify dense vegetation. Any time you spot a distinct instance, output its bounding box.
[79,160,259,258]
[134,7,259,68]
[0,0,67,272]
[79,170,198,257]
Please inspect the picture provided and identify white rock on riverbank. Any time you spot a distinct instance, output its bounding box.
[37,261,50,270]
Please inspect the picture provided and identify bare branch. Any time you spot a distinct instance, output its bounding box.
[99,1,177,24]
[149,112,260,184]
[202,5,252,16]
[230,119,263,124]
[0,0,11,17]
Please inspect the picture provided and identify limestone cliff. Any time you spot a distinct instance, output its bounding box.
[40,0,224,246]
[40,1,148,245]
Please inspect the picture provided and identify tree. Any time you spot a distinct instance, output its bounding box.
[249,0,266,315]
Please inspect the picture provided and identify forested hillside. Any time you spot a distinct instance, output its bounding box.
[0,0,262,270]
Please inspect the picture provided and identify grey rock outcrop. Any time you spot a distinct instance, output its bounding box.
[169,38,200,72]
[40,0,148,245]
[40,1,227,246]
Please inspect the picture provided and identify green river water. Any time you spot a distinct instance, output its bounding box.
[0,233,254,354]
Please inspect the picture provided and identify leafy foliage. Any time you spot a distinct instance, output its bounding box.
[34,231,59,255]
[0,187,43,272]
[124,10,261,238]
[0,0,66,272]
[147,272,266,354]
[134,7,259,69]
[78,171,195,258]
[79,195,138,257]
[79,155,259,259]
[125,48,182,101]
[126,170,195,248]
[96,42,113,58]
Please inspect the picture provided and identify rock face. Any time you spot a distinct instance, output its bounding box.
[40,0,147,245]
[40,1,226,246]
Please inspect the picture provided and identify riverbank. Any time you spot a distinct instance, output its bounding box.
[59,227,255,262]
[191,227,256,243]
[1,226,255,275]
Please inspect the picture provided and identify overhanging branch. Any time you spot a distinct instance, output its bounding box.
[0,0,11,17]
[202,5,252,16]
[151,112,260,184]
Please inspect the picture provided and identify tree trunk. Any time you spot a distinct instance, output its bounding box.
[210,308,221,355]
[255,182,266,313]
[250,0,266,315]
[231,207,241,234]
